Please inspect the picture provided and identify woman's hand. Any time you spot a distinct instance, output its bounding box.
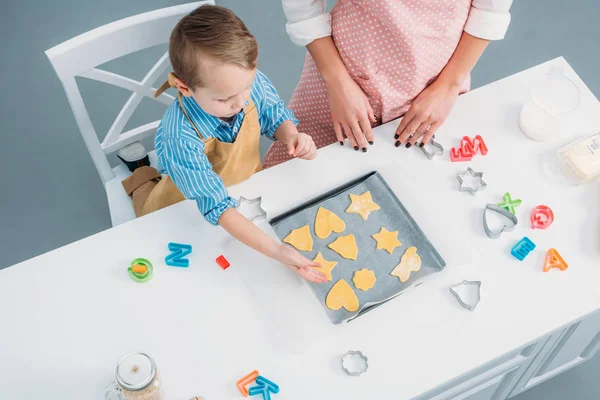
[275,244,328,283]
[326,74,377,151]
[395,79,461,147]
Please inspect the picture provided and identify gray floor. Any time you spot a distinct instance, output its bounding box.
[1,1,599,398]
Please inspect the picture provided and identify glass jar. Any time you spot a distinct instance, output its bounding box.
[105,353,163,400]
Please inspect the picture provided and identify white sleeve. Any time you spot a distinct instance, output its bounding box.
[464,0,513,41]
[282,0,331,46]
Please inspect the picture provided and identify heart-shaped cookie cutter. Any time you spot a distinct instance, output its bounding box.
[483,204,518,239]
[450,280,482,311]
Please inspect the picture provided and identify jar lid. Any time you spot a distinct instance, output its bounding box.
[116,353,156,391]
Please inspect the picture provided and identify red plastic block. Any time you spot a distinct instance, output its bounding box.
[450,147,473,162]
[216,255,230,270]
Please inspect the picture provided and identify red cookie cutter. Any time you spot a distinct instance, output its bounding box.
[531,205,554,230]
[461,135,488,156]
[450,147,473,162]
[216,255,230,270]
[543,248,568,272]
[237,370,259,397]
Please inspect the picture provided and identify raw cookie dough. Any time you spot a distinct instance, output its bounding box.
[315,207,346,239]
[353,268,376,291]
[390,246,421,283]
[283,225,313,252]
[328,234,359,260]
[326,279,359,312]
[372,227,402,254]
[312,252,338,281]
[346,191,381,220]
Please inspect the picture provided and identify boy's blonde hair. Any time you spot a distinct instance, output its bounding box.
[169,5,258,89]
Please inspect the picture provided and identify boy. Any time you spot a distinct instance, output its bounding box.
[148,5,326,283]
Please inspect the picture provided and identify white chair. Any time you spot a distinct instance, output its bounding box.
[45,1,214,226]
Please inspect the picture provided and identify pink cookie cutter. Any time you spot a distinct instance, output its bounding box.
[531,205,554,230]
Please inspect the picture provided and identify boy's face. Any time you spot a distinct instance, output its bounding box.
[177,62,256,119]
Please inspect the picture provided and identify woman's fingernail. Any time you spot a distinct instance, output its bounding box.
[362,148,367,153]
[405,143,412,148]
[395,141,401,147]
[394,134,399,139]
[339,141,344,146]
[419,142,425,148]
[368,141,374,145]
[354,146,359,151]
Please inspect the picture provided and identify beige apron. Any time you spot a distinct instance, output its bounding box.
[140,73,262,216]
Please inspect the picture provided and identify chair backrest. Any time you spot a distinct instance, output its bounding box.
[45,1,214,184]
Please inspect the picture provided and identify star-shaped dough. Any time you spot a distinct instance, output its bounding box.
[283,225,313,252]
[312,252,337,281]
[372,227,402,254]
[353,268,376,291]
[328,234,359,260]
[345,191,380,220]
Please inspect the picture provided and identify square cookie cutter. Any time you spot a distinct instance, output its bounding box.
[450,280,482,311]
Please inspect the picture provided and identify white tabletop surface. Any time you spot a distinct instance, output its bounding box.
[1,57,600,400]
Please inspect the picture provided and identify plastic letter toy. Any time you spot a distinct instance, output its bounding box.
[128,258,153,283]
[449,147,473,162]
[237,370,259,397]
[531,205,554,230]
[165,242,192,267]
[216,255,230,270]
[461,135,488,156]
[543,248,568,272]
[497,192,522,215]
[511,237,536,261]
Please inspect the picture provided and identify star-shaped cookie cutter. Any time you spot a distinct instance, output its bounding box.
[457,167,487,195]
[419,135,444,160]
[236,196,267,222]
[341,350,369,376]
[450,280,481,311]
[483,203,518,239]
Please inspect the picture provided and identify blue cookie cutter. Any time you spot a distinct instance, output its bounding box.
[248,375,280,399]
[165,242,192,267]
[511,237,536,261]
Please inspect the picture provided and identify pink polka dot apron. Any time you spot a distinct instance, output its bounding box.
[264,0,472,168]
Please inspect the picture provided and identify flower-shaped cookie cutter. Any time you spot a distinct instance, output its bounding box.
[457,167,487,195]
[341,350,369,376]
[450,280,482,311]
[419,135,444,160]
[236,196,267,222]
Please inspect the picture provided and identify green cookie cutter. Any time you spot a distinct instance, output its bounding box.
[128,258,153,283]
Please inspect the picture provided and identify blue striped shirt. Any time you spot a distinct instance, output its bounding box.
[155,70,297,225]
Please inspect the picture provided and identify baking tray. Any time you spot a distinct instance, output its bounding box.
[269,171,446,324]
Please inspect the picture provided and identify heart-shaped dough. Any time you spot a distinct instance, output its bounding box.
[283,225,313,251]
[314,207,346,239]
[328,234,358,260]
[390,246,421,283]
[326,279,359,312]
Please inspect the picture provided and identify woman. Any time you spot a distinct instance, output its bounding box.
[264,0,513,167]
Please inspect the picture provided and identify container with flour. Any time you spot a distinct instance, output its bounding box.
[105,353,163,400]
[519,65,580,142]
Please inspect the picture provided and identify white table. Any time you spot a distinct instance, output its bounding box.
[2,57,600,400]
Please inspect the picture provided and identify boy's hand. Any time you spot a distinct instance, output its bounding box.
[286,132,317,160]
[276,245,328,283]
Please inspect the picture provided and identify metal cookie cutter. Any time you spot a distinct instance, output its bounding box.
[484,204,518,239]
[419,135,444,160]
[236,196,267,222]
[450,280,482,311]
[341,350,369,376]
[457,167,487,195]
